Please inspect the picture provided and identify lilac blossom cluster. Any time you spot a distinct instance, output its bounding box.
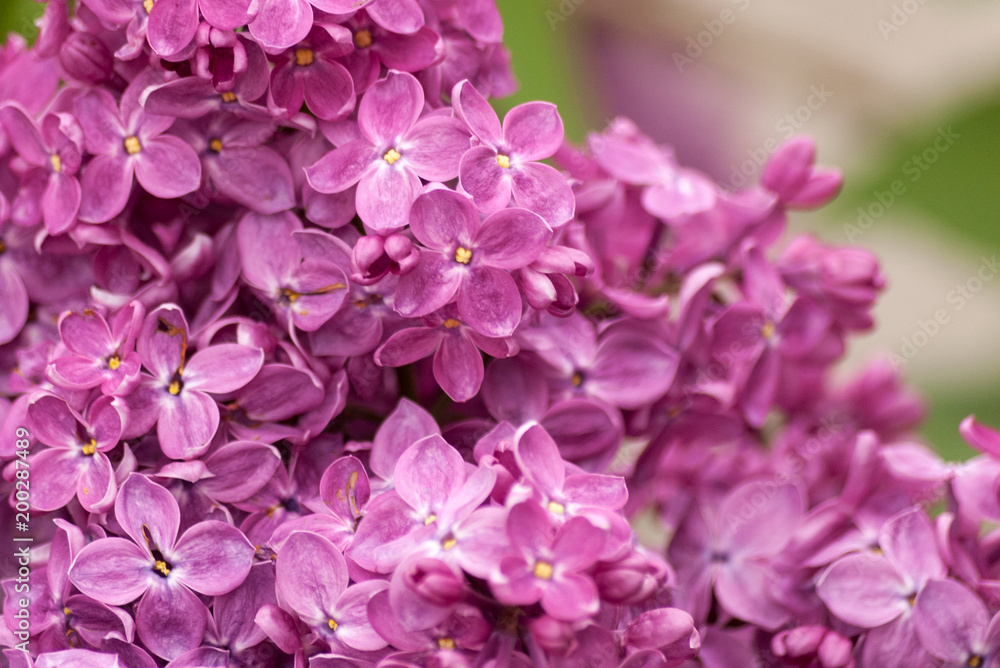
[0,0,997,667]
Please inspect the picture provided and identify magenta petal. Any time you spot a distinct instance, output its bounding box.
[27,394,78,448]
[815,554,908,628]
[78,453,116,512]
[394,252,463,317]
[514,425,564,495]
[330,580,390,651]
[164,647,230,668]
[880,507,945,582]
[147,0,198,57]
[171,521,254,595]
[200,0,253,30]
[30,448,83,511]
[504,102,563,161]
[358,70,423,143]
[367,0,424,34]
[402,117,470,182]
[201,442,281,503]
[913,578,987,662]
[540,572,598,622]
[158,390,220,460]
[73,90,123,155]
[408,188,477,251]
[116,473,181,552]
[714,560,789,631]
[475,208,552,270]
[355,163,421,231]
[459,145,510,214]
[276,531,348,622]
[305,139,379,194]
[184,344,264,394]
[135,580,209,660]
[0,104,48,166]
[208,146,296,214]
[433,332,484,403]
[248,0,313,50]
[458,0,502,42]
[0,261,28,345]
[79,154,133,223]
[457,266,522,338]
[134,135,202,199]
[42,172,81,233]
[320,456,371,522]
[303,59,355,121]
[370,398,441,481]
[395,434,466,513]
[374,326,442,367]
[719,481,803,559]
[452,80,502,147]
[69,537,153,605]
[511,161,575,227]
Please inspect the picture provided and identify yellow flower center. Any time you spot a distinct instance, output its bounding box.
[354,29,373,48]
[63,606,72,616]
[221,92,237,103]
[761,320,776,340]
[442,536,457,551]
[443,318,461,329]
[124,136,142,155]
[108,354,121,370]
[295,48,315,67]
[547,500,565,515]
[168,380,181,395]
[496,153,511,169]
[969,656,983,668]
[81,439,97,456]
[454,247,472,264]
[282,288,301,303]
[143,0,154,13]
[50,154,62,173]
[328,618,338,630]
[383,148,402,165]
[570,372,583,387]
[209,138,223,153]
[154,560,171,576]
[533,560,554,580]
[424,514,437,525]
[438,637,456,650]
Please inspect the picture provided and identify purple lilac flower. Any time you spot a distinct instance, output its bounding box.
[394,188,552,337]
[69,474,255,659]
[268,26,355,121]
[74,87,202,223]
[48,303,144,394]
[452,79,575,226]
[305,70,471,231]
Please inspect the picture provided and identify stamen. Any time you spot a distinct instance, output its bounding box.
[209,138,223,153]
[383,148,401,165]
[570,372,583,387]
[282,288,301,303]
[124,136,142,155]
[0,240,6,254]
[168,380,181,395]
[548,500,565,515]
[454,247,472,264]
[761,320,776,340]
[221,92,237,103]
[50,154,62,173]
[354,29,373,48]
[81,439,97,456]
[969,656,983,668]
[143,0,154,13]
[443,319,461,329]
[533,560,554,580]
[63,606,72,616]
[153,560,171,576]
[327,618,338,630]
[108,354,121,370]
[438,637,456,650]
[295,48,314,67]
[424,514,437,525]
[442,536,457,551]
[496,153,511,168]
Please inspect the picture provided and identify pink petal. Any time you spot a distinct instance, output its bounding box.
[459,145,510,214]
[116,473,181,553]
[135,581,209,660]
[69,537,153,605]
[408,188,477,251]
[511,161,575,227]
[393,251,463,318]
[401,116,470,182]
[451,80,502,147]
[815,554,909,628]
[475,207,552,270]
[30,448,83,511]
[78,453,116,513]
[374,326,442,367]
[200,441,281,503]
[171,521,254,595]
[248,0,313,51]
[503,102,563,162]
[358,70,423,144]
[367,0,424,34]
[456,266,522,338]
[158,390,220,460]
[355,162,422,231]
[305,138,379,194]
[276,531,348,622]
[0,261,28,345]
[395,434,467,513]
[147,0,198,57]
[184,344,263,394]
[134,135,202,199]
[79,154,133,223]
[303,59,355,121]
[433,332,484,402]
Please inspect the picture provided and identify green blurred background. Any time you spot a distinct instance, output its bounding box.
[4,0,999,458]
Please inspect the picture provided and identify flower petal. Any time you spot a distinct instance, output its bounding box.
[69,537,153,606]
[135,580,209,660]
[134,135,202,199]
[456,266,522,338]
[171,520,254,595]
[184,344,264,394]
